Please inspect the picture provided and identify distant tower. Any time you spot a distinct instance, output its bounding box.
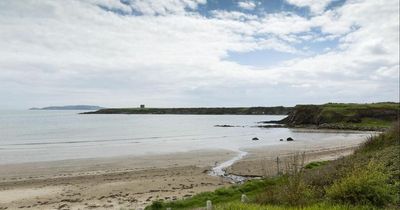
[140,104,145,109]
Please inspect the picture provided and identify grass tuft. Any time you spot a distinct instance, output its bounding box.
[326,161,397,206]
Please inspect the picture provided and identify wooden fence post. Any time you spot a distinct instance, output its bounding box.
[276,156,280,175]
[241,194,248,203]
[206,200,212,210]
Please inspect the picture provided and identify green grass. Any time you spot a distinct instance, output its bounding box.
[359,118,393,127]
[322,102,400,110]
[326,161,396,207]
[145,179,278,210]
[305,161,329,169]
[214,202,381,210]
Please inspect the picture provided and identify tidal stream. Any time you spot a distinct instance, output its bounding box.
[209,150,249,183]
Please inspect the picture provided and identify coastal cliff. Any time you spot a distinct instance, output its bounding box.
[277,102,399,130]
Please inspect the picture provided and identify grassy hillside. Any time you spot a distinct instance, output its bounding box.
[279,102,399,130]
[82,106,292,115]
[146,123,400,210]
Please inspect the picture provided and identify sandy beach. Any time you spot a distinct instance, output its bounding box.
[0,132,371,210]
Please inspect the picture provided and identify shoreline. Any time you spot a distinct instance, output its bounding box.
[0,134,370,210]
[257,123,388,131]
[0,149,237,182]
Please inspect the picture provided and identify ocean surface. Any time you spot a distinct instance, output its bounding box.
[0,110,372,164]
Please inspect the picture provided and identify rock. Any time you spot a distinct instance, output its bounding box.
[252,137,259,141]
[102,204,113,208]
[286,137,294,141]
[279,139,283,141]
[86,203,101,208]
[241,194,249,203]
[215,124,235,127]
[58,203,69,210]
[60,198,82,203]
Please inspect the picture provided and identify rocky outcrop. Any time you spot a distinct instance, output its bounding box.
[275,103,399,130]
[279,105,322,125]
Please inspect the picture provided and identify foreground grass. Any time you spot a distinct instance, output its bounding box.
[147,123,400,210]
[214,202,380,210]
[304,160,328,169]
[145,179,274,209]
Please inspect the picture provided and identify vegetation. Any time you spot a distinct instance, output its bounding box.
[326,161,395,207]
[83,106,292,115]
[144,179,270,209]
[146,123,400,210]
[304,161,328,169]
[214,202,378,210]
[279,102,399,130]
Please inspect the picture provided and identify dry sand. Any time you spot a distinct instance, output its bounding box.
[0,132,371,210]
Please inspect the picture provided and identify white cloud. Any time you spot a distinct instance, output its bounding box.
[211,10,258,21]
[238,1,257,10]
[0,0,398,108]
[89,0,133,14]
[286,0,333,14]
[128,0,206,15]
[257,13,314,36]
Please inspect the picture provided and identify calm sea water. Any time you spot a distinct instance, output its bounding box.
[0,110,371,164]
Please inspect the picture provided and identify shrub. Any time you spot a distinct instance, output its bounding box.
[326,161,396,207]
[147,200,164,210]
[214,202,377,210]
[256,153,315,206]
[357,122,400,153]
[305,161,329,169]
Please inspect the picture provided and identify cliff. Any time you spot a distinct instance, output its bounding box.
[278,102,399,130]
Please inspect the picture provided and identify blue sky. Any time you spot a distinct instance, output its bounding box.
[0,0,398,109]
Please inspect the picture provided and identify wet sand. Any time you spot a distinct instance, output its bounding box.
[0,132,370,210]
[0,150,235,210]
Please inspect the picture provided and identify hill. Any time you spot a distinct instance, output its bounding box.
[271,102,399,130]
[29,105,105,110]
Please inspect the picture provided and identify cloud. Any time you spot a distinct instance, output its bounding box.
[0,0,398,108]
[285,0,333,14]
[238,1,257,10]
[128,0,206,15]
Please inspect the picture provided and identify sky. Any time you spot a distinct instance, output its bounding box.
[0,0,399,109]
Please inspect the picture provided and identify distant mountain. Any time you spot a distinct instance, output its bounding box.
[29,105,105,110]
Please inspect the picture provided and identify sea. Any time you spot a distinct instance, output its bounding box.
[0,110,373,164]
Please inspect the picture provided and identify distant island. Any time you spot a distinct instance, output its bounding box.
[30,105,105,110]
[82,106,293,115]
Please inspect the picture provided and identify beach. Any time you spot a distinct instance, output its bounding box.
[0,132,371,210]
